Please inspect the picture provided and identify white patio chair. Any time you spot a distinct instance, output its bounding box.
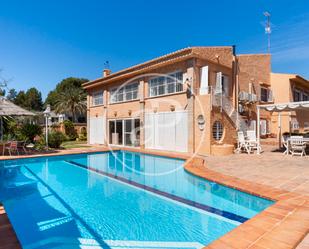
[235,131,251,154]
[246,130,262,153]
[290,136,306,157]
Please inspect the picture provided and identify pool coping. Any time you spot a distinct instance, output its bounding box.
[184,158,309,249]
[1,147,308,249]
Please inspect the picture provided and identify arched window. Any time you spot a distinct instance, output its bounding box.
[212,121,223,141]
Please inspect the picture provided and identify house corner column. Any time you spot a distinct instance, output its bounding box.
[186,59,197,154]
[139,80,145,149]
[103,89,108,146]
[87,94,90,145]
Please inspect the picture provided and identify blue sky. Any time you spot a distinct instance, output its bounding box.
[0,0,308,99]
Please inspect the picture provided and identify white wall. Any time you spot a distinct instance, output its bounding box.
[89,115,106,144]
[145,111,188,152]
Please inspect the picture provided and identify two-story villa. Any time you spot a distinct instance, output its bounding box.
[83,46,308,155]
[83,46,268,155]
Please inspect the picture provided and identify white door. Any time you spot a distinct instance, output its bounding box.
[89,116,105,144]
[145,111,188,152]
[175,111,188,152]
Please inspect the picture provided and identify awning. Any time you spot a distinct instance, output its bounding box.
[0,97,35,116]
[257,101,309,112]
[256,100,309,154]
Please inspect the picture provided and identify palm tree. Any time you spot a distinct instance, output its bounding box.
[54,87,86,122]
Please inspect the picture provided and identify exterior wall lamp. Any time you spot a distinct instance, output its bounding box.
[197,114,205,131]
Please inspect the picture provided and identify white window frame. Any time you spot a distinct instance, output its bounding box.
[148,71,183,97]
[92,91,104,106]
[109,82,139,104]
[260,87,269,102]
[108,118,140,147]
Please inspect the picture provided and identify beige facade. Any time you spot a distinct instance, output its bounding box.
[83,46,308,155]
[270,73,309,134]
[83,47,242,155]
[237,54,273,137]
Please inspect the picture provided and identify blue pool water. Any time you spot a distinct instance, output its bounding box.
[0,151,273,249]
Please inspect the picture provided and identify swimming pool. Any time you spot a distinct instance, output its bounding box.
[0,151,273,249]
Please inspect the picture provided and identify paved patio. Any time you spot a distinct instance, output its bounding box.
[186,144,309,249]
[204,145,309,196]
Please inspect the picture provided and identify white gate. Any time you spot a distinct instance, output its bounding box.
[145,111,188,152]
[89,116,105,144]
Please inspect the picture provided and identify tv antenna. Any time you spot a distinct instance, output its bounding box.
[263,11,271,54]
[104,61,110,70]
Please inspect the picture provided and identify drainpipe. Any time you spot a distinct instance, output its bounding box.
[233,45,240,130]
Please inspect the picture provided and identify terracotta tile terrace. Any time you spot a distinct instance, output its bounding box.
[0,145,308,249]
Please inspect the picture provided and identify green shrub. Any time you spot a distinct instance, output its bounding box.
[34,136,47,151]
[48,131,67,148]
[79,127,87,141]
[78,134,87,141]
[63,120,78,140]
[3,118,18,139]
[20,123,42,142]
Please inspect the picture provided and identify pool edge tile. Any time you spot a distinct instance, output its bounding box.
[184,156,309,249]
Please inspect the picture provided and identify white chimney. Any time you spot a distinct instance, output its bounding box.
[103,69,111,77]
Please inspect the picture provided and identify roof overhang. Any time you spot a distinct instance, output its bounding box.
[83,48,195,90]
[291,75,309,88]
[83,46,234,90]
[257,101,309,112]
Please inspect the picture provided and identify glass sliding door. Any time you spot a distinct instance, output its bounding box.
[108,119,140,147]
[134,119,140,146]
[108,120,123,145]
[124,119,140,147]
[116,120,123,145]
[124,119,133,146]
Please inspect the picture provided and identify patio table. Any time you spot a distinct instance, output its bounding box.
[286,137,309,155]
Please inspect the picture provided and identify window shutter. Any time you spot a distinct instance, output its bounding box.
[215,72,222,95]
[200,66,209,95]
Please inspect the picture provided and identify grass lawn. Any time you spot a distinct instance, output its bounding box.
[61,141,89,149]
